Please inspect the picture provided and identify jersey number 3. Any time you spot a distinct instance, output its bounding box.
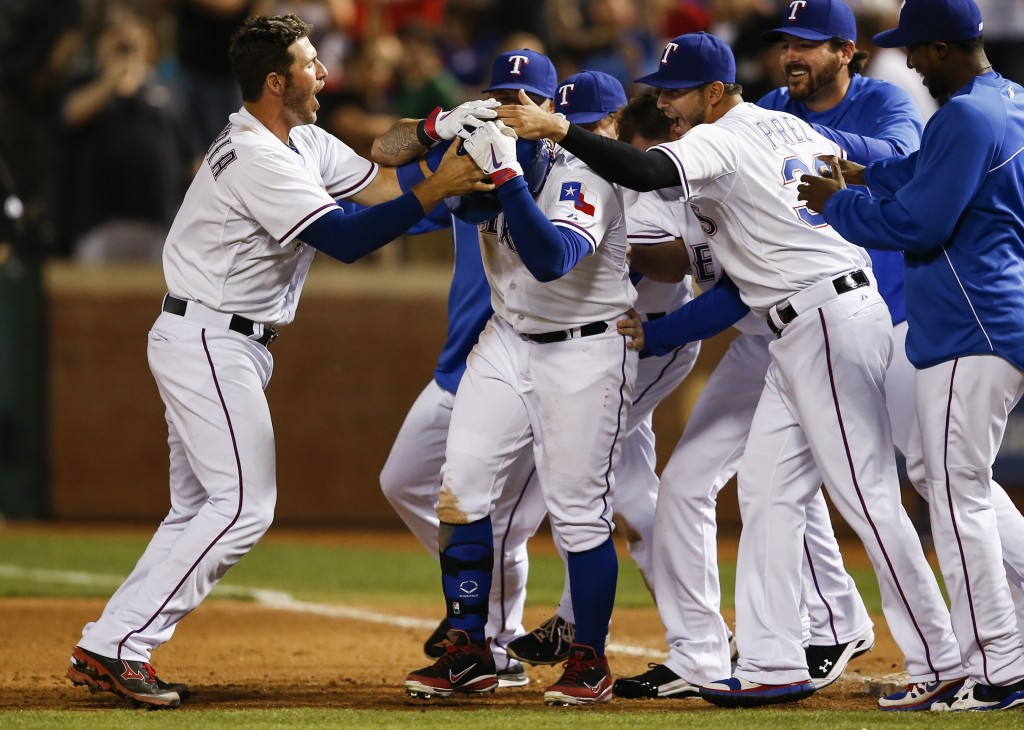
[781,154,831,228]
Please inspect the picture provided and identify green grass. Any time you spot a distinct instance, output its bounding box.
[1,708,1021,729]
[0,527,926,727]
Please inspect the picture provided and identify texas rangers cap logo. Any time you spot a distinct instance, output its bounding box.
[560,181,595,216]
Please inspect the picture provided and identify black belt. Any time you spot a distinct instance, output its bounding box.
[162,294,278,348]
[647,312,666,321]
[525,320,608,344]
[767,269,870,336]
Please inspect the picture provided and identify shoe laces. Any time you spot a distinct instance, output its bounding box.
[141,663,159,683]
[534,616,560,642]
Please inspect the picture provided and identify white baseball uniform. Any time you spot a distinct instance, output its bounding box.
[439,147,637,557]
[627,194,870,684]
[78,107,377,661]
[547,186,702,623]
[653,103,961,684]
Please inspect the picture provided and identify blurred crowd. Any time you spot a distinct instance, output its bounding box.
[1,0,1022,263]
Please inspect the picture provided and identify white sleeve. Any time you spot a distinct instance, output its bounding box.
[232,151,340,246]
[310,127,379,198]
[627,192,678,246]
[543,167,621,252]
[653,126,736,201]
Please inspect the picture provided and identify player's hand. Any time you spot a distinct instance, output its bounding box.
[463,120,523,186]
[496,90,571,142]
[818,156,866,187]
[797,173,843,213]
[425,99,500,142]
[617,309,645,351]
[414,139,494,209]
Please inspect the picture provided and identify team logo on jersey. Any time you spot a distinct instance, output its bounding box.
[560,182,595,216]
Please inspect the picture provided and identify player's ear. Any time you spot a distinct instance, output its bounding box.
[266,71,285,97]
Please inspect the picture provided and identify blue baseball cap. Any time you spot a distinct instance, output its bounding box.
[556,71,627,124]
[761,0,857,43]
[873,0,984,48]
[483,49,557,100]
[635,32,736,89]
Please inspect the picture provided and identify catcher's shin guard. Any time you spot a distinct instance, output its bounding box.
[439,517,494,641]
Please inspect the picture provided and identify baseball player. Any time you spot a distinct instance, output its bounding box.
[401,81,639,705]
[610,90,876,701]
[65,14,488,709]
[800,0,1024,711]
[375,49,560,689]
[500,31,964,709]
[507,75,703,667]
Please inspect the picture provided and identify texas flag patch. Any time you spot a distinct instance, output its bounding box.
[560,181,596,216]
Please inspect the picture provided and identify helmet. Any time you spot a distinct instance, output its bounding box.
[445,137,554,224]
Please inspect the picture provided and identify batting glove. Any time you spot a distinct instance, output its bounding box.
[463,120,522,186]
[418,99,500,144]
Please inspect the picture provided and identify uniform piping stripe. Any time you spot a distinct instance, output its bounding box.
[803,537,839,643]
[816,309,938,675]
[600,340,630,536]
[327,163,378,198]
[282,202,338,242]
[116,329,246,662]
[627,233,675,243]
[656,146,689,199]
[941,359,991,683]
[942,250,994,352]
[634,346,682,408]
[551,220,598,250]
[990,144,1024,173]
[492,465,537,659]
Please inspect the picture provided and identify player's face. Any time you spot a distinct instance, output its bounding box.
[656,86,708,135]
[778,35,845,105]
[905,43,950,100]
[283,37,327,125]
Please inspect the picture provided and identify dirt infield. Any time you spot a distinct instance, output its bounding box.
[2,588,908,714]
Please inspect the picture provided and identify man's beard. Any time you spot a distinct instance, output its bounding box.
[787,54,842,102]
[284,83,316,124]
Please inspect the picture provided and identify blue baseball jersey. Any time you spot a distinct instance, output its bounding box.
[758,74,924,325]
[434,216,493,393]
[823,72,1024,370]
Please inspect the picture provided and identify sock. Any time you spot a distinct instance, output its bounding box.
[566,537,617,656]
[439,517,493,643]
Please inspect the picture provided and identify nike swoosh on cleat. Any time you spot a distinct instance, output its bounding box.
[584,680,604,693]
[449,664,477,683]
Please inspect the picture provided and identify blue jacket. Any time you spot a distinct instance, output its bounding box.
[823,72,1024,370]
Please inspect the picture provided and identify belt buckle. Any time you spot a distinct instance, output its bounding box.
[261,327,278,348]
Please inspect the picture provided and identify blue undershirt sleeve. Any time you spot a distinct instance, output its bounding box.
[495,176,589,282]
[641,275,749,357]
[299,191,426,263]
[811,124,904,165]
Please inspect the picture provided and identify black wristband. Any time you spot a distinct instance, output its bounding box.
[415,119,433,147]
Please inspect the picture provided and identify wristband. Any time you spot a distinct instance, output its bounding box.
[416,119,434,147]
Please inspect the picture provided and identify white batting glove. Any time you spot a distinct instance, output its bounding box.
[422,99,500,142]
[463,120,523,186]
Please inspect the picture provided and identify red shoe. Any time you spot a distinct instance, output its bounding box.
[404,629,498,699]
[543,644,613,706]
[67,646,182,708]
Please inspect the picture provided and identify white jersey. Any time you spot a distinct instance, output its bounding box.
[626,191,694,316]
[653,103,870,318]
[627,189,768,336]
[163,107,378,325]
[479,147,636,333]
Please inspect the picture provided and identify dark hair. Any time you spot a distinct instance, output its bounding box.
[229,14,313,102]
[828,38,870,75]
[721,82,743,97]
[578,112,618,133]
[617,88,672,145]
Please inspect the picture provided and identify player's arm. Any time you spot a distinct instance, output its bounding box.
[810,90,924,165]
[629,239,691,283]
[641,274,749,357]
[371,101,500,166]
[811,103,995,252]
[301,143,490,263]
[463,121,589,281]
[497,91,681,191]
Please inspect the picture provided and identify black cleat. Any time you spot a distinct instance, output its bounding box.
[67,646,181,708]
[423,618,452,659]
[507,615,575,665]
[806,628,874,689]
[613,663,700,699]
